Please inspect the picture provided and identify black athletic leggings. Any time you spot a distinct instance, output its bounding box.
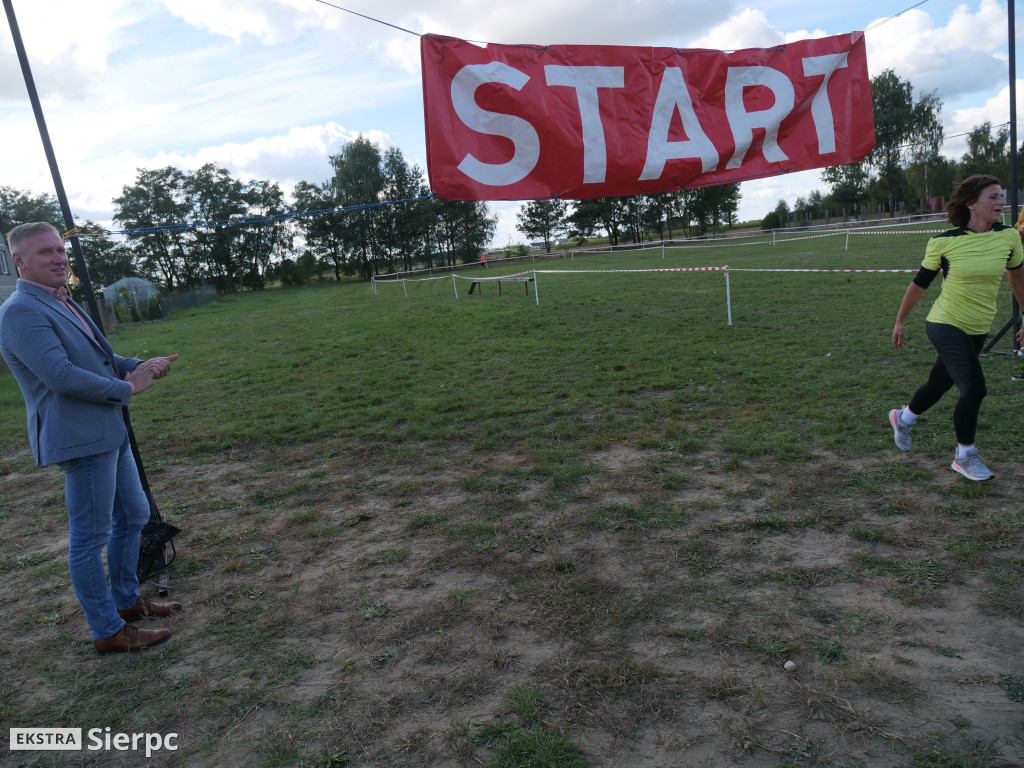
[907,321,988,445]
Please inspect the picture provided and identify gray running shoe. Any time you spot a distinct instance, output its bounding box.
[889,407,912,451]
[950,449,994,481]
[1012,370,1024,381]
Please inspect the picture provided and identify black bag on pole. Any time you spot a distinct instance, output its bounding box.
[137,515,180,583]
[124,410,181,583]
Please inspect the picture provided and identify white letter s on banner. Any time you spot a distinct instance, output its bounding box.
[451,62,541,186]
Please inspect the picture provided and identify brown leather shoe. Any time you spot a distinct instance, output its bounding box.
[94,624,170,653]
[117,596,182,621]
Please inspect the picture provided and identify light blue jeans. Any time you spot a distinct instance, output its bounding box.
[59,433,150,640]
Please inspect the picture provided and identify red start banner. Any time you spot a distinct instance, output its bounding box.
[421,32,874,201]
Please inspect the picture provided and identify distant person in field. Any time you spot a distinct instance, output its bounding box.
[889,174,1024,480]
[0,222,181,653]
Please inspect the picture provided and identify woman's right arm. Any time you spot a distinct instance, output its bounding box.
[893,282,926,349]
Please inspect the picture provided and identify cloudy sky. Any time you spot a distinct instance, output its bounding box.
[0,0,1019,246]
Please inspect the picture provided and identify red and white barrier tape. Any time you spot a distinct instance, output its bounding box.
[535,267,725,274]
[729,267,919,273]
[453,270,535,281]
[373,273,452,283]
[669,240,772,249]
[847,230,945,235]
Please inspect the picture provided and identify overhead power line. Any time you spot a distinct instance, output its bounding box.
[311,0,419,37]
[866,0,933,32]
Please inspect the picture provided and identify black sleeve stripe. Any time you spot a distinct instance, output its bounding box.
[913,267,940,288]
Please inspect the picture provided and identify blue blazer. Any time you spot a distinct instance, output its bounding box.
[0,280,141,466]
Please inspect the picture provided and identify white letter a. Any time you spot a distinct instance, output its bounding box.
[640,67,719,181]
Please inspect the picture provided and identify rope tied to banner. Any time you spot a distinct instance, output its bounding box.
[61,227,105,239]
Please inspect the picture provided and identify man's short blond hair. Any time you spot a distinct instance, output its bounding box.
[7,222,61,255]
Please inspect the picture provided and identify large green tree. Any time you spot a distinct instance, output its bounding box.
[905,152,957,211]
[959,121,1010,181]
[76,224,137,290]
[821,162,870,221]
[237,179,291,290]
[688,184,741,235]
[516,199,568,253]
[115,164,284,292]
[113,167,190,290]
[329,136,386,280]
[184,163,247,291]
[301,135,492,277]
[868,69,943,214]
[762,199,792,230]
[568,197,624,245]
[618,195,654,243]
[293,180,349,281]
[0,186,62,233]
[379,146,431,273]
[431,199,496,266]
[644,192,682,239]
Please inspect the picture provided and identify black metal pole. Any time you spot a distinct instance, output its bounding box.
[1012,1,1019,211]
[1010,0,1021,352]
[984,0,1021,354]
[3,0,104,333]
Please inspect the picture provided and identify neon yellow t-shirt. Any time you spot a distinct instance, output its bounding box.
[922,223,1024,334]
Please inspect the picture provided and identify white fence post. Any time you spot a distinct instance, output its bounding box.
[725,266,732,326]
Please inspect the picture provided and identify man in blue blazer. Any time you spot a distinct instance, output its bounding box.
[1,222,182,653]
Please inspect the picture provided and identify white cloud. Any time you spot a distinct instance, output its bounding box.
[56,123,398,229]
[688,8,828,51]
[372,0,735,47]
[736,169,826,223]
[940,82,1022,162]
[490,201,528,248]
[0,0,146,101]
[865,0,1008,101]
[203,124,392,187]
[158,0,740,73]
[159,0,344,45]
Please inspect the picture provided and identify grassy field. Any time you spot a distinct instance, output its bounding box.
[2,226,1024,767]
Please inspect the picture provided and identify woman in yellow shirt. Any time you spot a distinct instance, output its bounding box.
[889,174,1024,480]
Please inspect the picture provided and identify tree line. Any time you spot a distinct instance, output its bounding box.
[515,184,741,254]
[1,137,496,293]
[1,129,742,294]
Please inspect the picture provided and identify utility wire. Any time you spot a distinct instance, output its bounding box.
[311,0,419,36]
[311,0,933,41]
[876,122,1013,154]
[866,0,932,32]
